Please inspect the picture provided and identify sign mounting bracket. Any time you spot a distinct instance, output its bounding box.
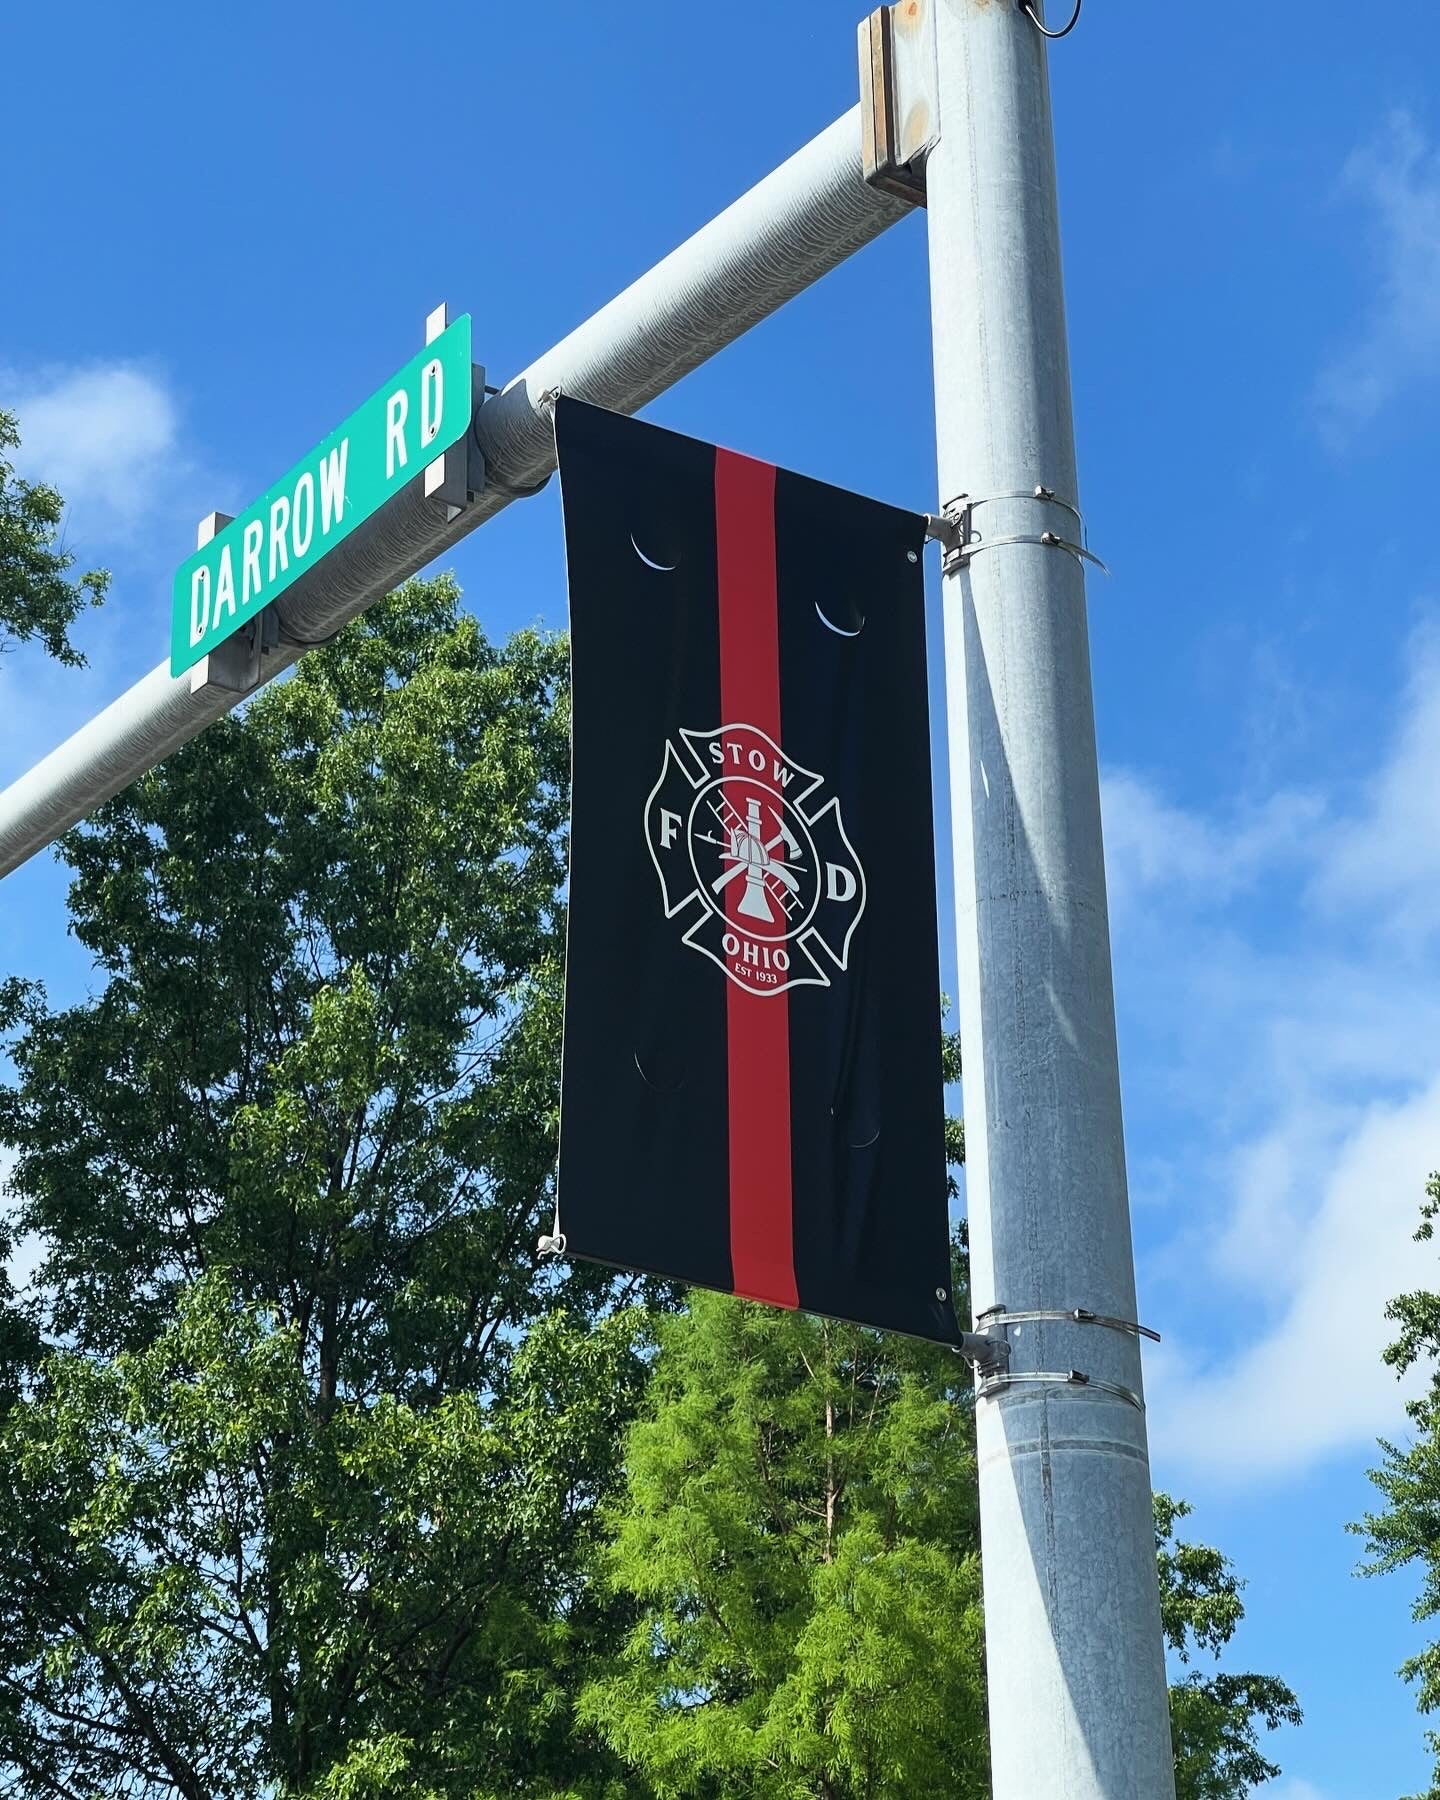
[858,0,939,205]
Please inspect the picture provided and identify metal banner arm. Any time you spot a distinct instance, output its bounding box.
[0,108,913,881]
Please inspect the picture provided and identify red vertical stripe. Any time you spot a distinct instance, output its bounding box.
[714,449,799,1310]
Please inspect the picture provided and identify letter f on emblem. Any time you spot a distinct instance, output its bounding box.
[659,809,682,849]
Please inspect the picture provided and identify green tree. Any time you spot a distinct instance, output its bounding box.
[1159,1495,1303,1799]
[0,562,1300,1799]
[584,1269,1299,1797]
[0,577,649,1798]
[0,408,109,665]
[1353,1171,1440,1800]
[580,1284,989,1800]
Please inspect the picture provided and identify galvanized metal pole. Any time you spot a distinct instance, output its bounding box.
[924,3,1176,1795]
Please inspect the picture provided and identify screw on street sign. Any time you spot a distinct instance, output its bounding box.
[170,314,473,678]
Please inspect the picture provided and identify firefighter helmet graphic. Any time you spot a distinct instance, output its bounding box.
[645,723,866,996]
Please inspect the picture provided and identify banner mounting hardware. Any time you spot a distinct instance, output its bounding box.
[957,1328,1012,1376]
[962,1303,1158,1406]
[925,488,1110,577]
[537,1168,567,1259]
[976,1302,1161,1344]
[977,1369,1145,1411]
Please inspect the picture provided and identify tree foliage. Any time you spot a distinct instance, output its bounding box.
[0,408,108,665]
[581,1282,989,1800]
[0,578,647,1797]
[0,570,1299,1798]
[583,1271,1297,1799]
[1157,1495,1302,1800]
[1354,1170,1440,1800]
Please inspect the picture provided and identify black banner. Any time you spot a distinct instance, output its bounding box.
[554,398,959,1345]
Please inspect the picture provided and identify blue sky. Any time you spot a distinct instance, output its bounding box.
[2,3,1439,1794]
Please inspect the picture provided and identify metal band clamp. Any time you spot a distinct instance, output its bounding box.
[977,1369,1145,1411]
[925,487,1109,577]
[961,1303,1158,1409]
[975,1304,1160,1344]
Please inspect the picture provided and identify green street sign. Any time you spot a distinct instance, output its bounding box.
[170,314,473,677]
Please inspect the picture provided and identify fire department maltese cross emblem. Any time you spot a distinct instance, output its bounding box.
[644,723,866,996]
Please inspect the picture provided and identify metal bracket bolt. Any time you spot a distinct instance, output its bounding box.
[957,1328,1012,1377]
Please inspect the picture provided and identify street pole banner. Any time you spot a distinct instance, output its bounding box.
[554,398,960,1345]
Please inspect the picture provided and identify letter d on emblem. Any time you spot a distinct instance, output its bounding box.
[826,862,857,904]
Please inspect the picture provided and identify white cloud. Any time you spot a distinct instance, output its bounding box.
[1103,769,1323,922]
[1314,111,1440,446]
[1109,620,1440,1482]
[1147,1081,1434,1477]
[5,362,183,543]
[0,359,236,791]
[1311,619,1440,944]
[1258,1780,1329,1800]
